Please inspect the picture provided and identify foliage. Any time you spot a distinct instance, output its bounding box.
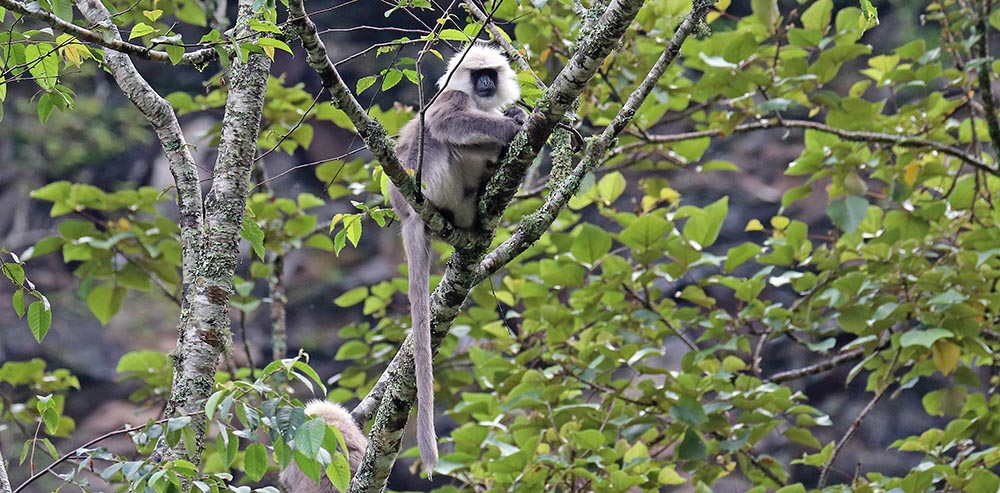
[6,0,1000,492]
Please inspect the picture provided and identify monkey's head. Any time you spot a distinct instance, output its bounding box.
[438,44,520,112]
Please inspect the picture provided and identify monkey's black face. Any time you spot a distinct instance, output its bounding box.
[471,68,499,98]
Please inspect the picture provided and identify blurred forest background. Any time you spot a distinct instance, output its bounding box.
[1,0,995,492]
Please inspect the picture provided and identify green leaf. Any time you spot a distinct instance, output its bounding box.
[25,43,59,91]
[826,195,868,233]
[801,0,832,31]
[244,443,268,481]
[51,0,73,21]
[298,192,325,209]
[86,284,126,325]
[2,262,24,285]
[438,28,469,41]
[966,471,1000,493]
[670,396,707,426]
[570,224,612,265]
[37,93,54,123]
[294,418,327,457]
[12,289,26,318]
[677,429,707,461]
[381,69,403,91]
[356,75,377,94]
[572,429,605,450]
[594,172,626,205]
[683,197,728,249]
[752,0,779,31]
[257,37,292,55]
[724,242,761,272]
[165,44,185,65]
[129,23,156,40]
[285,214,317,237]
[242,216,266,259]
[334,286,368,307]
[27,300,52,342]
[30,181,71,202]
[619,214,671,252]
[900,328,952,348]
[335,340,369,360]
[326,451,351,492]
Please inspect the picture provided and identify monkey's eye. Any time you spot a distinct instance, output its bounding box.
[471,69,498,98]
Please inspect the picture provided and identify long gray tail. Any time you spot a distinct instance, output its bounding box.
[402,216,438,477]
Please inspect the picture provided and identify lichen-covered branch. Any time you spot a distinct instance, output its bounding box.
[478,0,712,278]
[152,0,273,462]
[347,2,665,491]
[0,0,216,66]
[73,0,203,287]
[348,248,481,493]
[477,0,649,228]
[0,448,11,493]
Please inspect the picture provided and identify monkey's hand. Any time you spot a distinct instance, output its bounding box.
[504,106,529,126]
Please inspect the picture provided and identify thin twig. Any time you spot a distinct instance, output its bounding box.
[766,347,865,384]
[12,415,192,493]
[0,0,216,65]
[627,119,997,177]
[817,385,888,488]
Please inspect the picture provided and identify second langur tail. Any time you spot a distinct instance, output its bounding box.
[401,212,438,476]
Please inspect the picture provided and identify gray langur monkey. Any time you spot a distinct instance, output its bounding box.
[280,401,369,493]
[388,44,527,476]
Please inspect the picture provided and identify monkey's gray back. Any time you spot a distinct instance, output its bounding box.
[392,90,516,229]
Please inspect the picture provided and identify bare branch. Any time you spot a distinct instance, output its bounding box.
[0,0,216,65]
[818,385,888,488]
[765,347,865,384]
[625,119,997,177]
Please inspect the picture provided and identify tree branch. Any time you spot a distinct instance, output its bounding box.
[347,2,664,491]
[817,385,888,488]
[151,0,272,463]
[477,0,651,228]
[0,447,10,493]
[0,0,216,66]
[765,347,865,384]
[478,0,712,278]
[625,118,998,177]
[73,0,204,277]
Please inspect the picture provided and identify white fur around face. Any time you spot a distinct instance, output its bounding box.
[437,44,520,112]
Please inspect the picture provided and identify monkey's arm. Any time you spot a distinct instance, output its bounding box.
[427,91,523,146]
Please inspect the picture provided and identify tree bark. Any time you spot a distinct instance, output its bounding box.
[0,447,11,493]
[152,0,273,462]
